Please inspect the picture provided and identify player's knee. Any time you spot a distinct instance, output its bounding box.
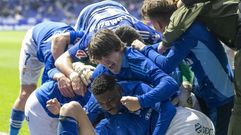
[60,101,84,119]
[18,90,33,101]
[18,92,32,102]
[18,84,36,99]
[20,84,36,94]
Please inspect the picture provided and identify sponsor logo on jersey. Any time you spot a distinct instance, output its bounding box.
[75,50,88,60]
[195,123,214,135]
[96,16,132,30]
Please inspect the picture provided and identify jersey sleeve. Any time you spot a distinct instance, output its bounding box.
[162,4,204,47]
[133,21,162,44]
[141,32,196,74]
[127,52,179,108]
[181,0,210,7]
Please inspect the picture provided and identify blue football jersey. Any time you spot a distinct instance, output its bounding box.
[85,81,159,135]
[141,22,234,108]
[31,21,75,83]
[35,81,91,118]
[68,1,162,62]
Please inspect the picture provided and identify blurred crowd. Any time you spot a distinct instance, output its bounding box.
[0,0,143,25]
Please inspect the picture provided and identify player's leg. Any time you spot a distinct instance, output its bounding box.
[166,107,215,135]
[58,101,95,135]
[9,28,43,135]
[25,91,58,135]
[228,50,241,135]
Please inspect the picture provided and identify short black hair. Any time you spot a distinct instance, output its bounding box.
[115,26,144,45]
[91,74,117,95]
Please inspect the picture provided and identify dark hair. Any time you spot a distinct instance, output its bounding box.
[115,26,144,45]
[88,29,125,61]
[91,74,118,95]
[141,0,177,20]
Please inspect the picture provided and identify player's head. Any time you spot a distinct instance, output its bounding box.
[88,29,125,74]
[141,0,177,32]
[91,74,122,115]
[114,26,144,45]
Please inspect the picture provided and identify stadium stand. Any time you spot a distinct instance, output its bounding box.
[0,0,142,30]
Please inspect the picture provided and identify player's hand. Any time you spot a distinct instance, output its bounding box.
[158,42,170,54]
[131,39,146,51]
[80,69,94,86]
[73,80,87,96]
[73,62,95,86]
[46,98,61,115]
[69,72,87,96]
[121,96,141,112]
[57,74,75,97]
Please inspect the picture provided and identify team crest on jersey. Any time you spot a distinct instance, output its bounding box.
[75,50,87,60]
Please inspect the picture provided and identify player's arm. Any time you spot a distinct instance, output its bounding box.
[181,0,210,7]
[133,21,162,44]
[161,4,204,48]
[55,51,75,80]
[52,31,84,60]
[52,32,71,60]
[48,68,74,97]
[136,35,195,74]
[128,56,179,108]
[55,51,85,96]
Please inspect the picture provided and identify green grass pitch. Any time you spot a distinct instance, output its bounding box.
[0,31,30,135]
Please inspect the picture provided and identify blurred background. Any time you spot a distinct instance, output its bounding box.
[0,0,143,31]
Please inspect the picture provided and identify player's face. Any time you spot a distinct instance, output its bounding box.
[97,50,123,74]
[95,87,122,115]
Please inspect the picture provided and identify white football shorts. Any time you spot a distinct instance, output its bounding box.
[166,107,215,135]
[25,91,58,135]
[19,28,44,85]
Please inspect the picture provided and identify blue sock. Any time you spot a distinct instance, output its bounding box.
[9,109,25,135]
[57,116,79,135]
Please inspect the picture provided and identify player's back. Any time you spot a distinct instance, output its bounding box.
[32,21,74,62]
[75,1,135,32]
[32,21,74,46]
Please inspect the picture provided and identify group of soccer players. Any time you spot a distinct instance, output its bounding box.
[8,0,241,135]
